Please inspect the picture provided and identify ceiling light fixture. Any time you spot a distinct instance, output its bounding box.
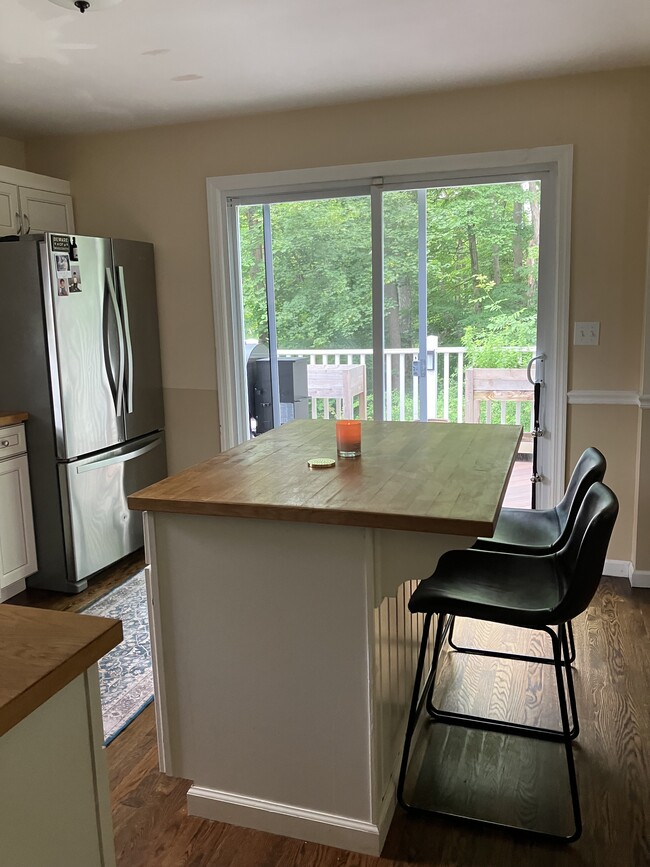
[48,0,123,12]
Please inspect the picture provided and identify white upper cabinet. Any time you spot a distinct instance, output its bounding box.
[18,187,75,234]
[0,181,20,235]
[0,166,74,237]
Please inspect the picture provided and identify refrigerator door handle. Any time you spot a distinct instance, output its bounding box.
[105,267,125,417]
[75,436,161,473]
[117,265,135,414]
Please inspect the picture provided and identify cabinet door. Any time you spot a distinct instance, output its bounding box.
[18,187,75,234]
[0,181,20,236]
[0,454,38,592]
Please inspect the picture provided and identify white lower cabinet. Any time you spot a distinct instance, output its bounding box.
[0,425,37,600]
[0,669,117,867]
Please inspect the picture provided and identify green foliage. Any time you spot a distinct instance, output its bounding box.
[463,307,537,368]
[239,180,541,358]
[239,197,372,350]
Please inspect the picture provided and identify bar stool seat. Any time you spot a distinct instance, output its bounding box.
[447,447,607,664]
[412,548,562,627]
[475,446,606,556]
[475,506,560,553]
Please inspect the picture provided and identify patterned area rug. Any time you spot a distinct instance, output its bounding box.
[81,570,153,745]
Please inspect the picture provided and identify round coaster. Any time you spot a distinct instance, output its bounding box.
[307,458,336,469]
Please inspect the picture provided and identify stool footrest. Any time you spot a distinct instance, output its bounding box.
[426,705,577,742]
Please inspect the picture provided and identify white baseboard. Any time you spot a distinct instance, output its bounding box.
[629,569,650,588]
[186,785,388,856]
[603,559,632,579]
[0,577,26,603]
[603,559,650,588]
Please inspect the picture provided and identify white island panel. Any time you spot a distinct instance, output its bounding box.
[147,510,474,854]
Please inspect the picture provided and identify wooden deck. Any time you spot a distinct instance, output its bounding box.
[502,457,533,509]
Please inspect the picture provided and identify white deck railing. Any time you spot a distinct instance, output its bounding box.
[280,344,535,424]
[281,345,466,421]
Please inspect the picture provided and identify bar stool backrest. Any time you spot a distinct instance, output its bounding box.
[552,481,618,624]
[554,447,607,550]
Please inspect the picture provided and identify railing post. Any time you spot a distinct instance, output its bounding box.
[426,335,438,419]
[457,350,465,422]
[465,367,475,423]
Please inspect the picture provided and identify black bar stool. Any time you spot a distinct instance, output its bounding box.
[397,482,618,842]
[448,446,606,665]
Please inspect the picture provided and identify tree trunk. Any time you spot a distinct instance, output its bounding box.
[384,281,402,411]
[513,201,523,271]
[397,279,413,346]
[467,226,480,308]
[246,209,267,342]
[491,245,502,285]
[384,281,402,349]
[527,194,541,301]
[529,197,540,246]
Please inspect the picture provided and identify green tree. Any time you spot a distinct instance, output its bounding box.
[239,181,540,357]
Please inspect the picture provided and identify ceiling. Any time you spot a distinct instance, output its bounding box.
[2,0,650,137]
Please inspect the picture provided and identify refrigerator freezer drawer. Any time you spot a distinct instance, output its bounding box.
[60,432,167,584]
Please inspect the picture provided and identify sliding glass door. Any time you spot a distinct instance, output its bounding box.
[237,192,374,435]
[229,170,549,508]
[379,179,542,506]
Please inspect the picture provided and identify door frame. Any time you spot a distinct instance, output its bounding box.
[207,145,572,507]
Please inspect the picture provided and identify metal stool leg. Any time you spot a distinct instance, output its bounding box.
[397,613,433,808]
[550,625,582,841]
[399,618,583,842]
[567,619,576,664]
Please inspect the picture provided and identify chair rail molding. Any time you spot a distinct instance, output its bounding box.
[567,390,640,405]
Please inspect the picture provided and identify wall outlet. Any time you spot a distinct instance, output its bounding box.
[574,321,600,346]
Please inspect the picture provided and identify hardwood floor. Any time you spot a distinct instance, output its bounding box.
[502,456,533,509]
[12,558,650,866]
[8,550,145,612]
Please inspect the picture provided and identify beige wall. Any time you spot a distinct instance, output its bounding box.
[0,134,26,170]
[25,67,650,561]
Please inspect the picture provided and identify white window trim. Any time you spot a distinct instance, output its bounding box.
[206,145,572,504]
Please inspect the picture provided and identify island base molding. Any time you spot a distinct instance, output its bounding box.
[187,784,393,856]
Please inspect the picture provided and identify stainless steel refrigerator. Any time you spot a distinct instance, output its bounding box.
[0,233,167,592]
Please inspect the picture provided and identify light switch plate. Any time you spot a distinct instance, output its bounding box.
[574,321,600,346]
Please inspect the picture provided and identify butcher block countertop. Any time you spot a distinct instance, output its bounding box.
[0,606,122,738]
[0,411,28,426]
[128,420,521,537]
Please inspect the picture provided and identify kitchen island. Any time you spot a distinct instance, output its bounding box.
[128,420,520,855]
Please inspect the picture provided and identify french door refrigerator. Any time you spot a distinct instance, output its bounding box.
[0,233,167,592]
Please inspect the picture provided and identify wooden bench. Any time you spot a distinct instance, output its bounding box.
[464,367,533,454]
[307,364,367,419]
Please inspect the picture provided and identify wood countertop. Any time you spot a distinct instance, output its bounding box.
[0,605,122,738]
[0,411,28,426]
[129,420,521,536]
